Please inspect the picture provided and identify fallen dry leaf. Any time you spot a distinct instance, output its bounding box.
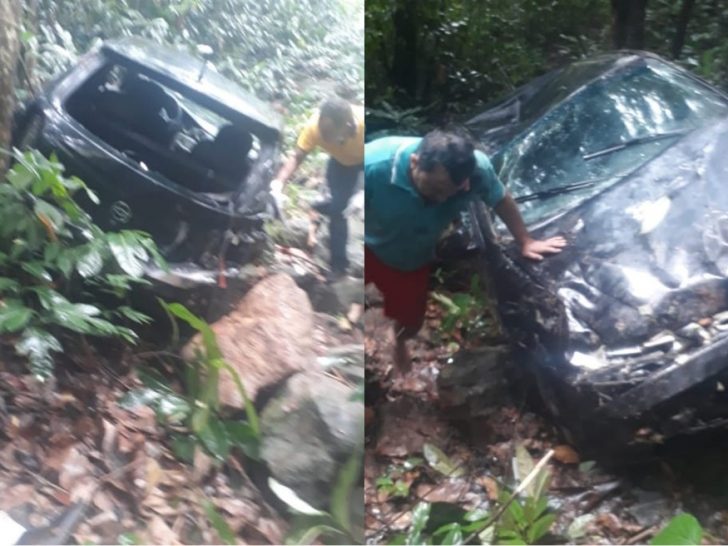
[415,479,469,503]
[595,512,624,535]
[0,482,34,510]
[478,475,500,501]
[59,446,94,490]
[193,445,213,482]
[347,303,364,324]
[145,458,163,497]
[552,444,580,464]
[146,515,181,545]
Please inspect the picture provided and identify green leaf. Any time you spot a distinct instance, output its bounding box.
[423,443,464,478]
[108,233,148,277]
[407,502,431,545]
[0,303,34,332]
[578,460,596,473]
[7,163,35,190]
[34,200,65,233]
[118,532,142,545]
[478,525,496,545]
[202,499,236,545]
[116,306,152,325]
[22,261,52,282]
[526,513,556,544]
[650,513,703,545]
[220,361,258,436]
[196,417,230,460]
[15,328,62,380]
[224,421,260,459]
[330,450,361,532]
[513,443,534,483]
[284,515,347,545]
[0,277,20,292]
[77,244,104,278]
[171,434,196,463]
[433,523,463,545]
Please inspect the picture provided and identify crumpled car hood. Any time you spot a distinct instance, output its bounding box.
[522,117,728,379]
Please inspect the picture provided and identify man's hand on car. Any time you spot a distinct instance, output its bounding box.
[269,178,289,218]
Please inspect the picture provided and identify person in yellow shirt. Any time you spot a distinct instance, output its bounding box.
[271,96,364,280]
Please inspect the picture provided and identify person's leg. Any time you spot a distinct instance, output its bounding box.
[365,246,430,375]
[323,159,361,276]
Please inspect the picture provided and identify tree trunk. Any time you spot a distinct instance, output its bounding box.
[390,0,419,100]
[671,0,696,59]
[0,0,21,174]
[611,0,649,50]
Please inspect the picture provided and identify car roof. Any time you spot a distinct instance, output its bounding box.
[102,37,282,141]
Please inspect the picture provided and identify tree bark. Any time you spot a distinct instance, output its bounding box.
[0,0,21,174]
[390,0,419,100]
[611,0,649,50]
[671,0,696,59]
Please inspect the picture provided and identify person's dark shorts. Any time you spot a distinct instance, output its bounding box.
[365,246,430,330]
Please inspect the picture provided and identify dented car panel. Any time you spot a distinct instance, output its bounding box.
[463,52,728,452]
[13,38,282,280]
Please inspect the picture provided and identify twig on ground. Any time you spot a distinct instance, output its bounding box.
[623,525,657,545]
[462,449,555,544]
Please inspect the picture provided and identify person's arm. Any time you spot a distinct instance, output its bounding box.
[272,147,308,188]
[494,193,567,261]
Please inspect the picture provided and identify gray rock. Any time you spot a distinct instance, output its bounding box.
[317,344,364,383]
[437,346,514,418]
[308,276,364,316]
[260,370,364,509]
[270,217,310,250]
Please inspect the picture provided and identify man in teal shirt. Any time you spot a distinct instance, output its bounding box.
[365,130,566,375]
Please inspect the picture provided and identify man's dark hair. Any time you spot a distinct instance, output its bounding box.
[319,96,353,126]
[416,130,476,185]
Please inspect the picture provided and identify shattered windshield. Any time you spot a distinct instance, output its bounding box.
[494,59,728,224]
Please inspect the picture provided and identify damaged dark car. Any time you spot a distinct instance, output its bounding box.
[12,37,282,288]
[458,52,728,456]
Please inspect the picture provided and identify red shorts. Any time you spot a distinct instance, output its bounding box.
[365,246,430,330]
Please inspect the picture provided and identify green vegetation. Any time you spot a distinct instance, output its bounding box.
[366,0,727,117]
[0,148,164,379]
[122,302,261,462]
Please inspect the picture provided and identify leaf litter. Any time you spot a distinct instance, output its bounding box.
[365,295,728,545]
[0,342,286,545]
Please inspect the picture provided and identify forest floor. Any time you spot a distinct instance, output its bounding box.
[364,295,728,545]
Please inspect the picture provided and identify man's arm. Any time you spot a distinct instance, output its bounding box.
[494,193,567,261]
[272,147,308,188]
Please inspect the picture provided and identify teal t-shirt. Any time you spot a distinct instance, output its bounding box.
[365,136,506,271]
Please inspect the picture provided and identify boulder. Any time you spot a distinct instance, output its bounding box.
[181,273,315,406]
[437,346,514,419]
[307,276,364,316]
[260,369,364,509]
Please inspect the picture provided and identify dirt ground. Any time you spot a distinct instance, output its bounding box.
[364,297,728,545]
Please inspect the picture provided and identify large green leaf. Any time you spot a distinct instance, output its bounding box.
[224,421,260,459]
[0,303,34,332]
[196,417,230,460]
[650,514,703,545]
[15,328,62,380]
[407,502,431,546]
[108,233,148,277]
[77,244,104,278]
[0,277,21,293]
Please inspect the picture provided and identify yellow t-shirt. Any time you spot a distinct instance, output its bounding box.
[296,104,364,166]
